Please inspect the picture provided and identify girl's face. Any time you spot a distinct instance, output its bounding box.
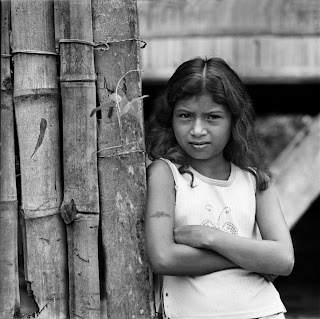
[172,91,232,169]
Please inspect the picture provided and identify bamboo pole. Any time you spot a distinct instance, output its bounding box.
[10,0,68,318]
[56,0,100,318]
[92,0,153,318]
[0,1,20,317]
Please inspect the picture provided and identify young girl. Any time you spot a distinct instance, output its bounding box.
[145,57,294,319]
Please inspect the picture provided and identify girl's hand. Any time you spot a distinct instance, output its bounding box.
[174,225,218,248]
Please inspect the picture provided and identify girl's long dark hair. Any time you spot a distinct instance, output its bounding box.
[146,57,271,191]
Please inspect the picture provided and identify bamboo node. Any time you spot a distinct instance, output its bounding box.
[1,76,13,92]
[60,199,78,225]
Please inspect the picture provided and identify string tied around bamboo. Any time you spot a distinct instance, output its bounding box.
[59,37,147,52]
[11,49,58,56]
[10,38,147,58]
[95,37,147,51]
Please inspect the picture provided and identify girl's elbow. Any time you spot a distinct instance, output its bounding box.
[149,258,166,275]
[286,254,295,276]
[280,252,295,276]
[147,251,173,275]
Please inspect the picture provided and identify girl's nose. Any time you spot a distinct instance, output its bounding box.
[190,119,207,137]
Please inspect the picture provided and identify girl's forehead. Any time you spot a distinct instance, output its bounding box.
[174,93,227,112]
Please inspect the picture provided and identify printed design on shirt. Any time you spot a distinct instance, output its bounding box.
[201,205,238,235]
[201,219,215,228]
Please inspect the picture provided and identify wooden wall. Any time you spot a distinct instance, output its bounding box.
[137,0,320,82]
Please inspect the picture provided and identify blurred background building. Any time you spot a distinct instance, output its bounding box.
[137,1,320,318]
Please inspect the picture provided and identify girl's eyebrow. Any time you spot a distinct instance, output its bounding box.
[174,107,193,113]
[204,110,225,115]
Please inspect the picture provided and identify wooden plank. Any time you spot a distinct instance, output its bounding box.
[138,0,320,38]
[11,0,68,317]
[270,115,320,229]
[140,36,320,82]
[92,0,153,317]
[57,0,100,317]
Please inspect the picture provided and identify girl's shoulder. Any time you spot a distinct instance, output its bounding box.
[234,165,271,193]
[232,164,257,192]
[147,158,181,187]
[148,158,180,171]
[147,158,174,179]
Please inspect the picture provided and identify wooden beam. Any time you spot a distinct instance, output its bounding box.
[140,36,320,83]
[138,0,320,38]
[270,115,320,229]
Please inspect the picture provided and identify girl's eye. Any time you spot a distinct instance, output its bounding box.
[208,115,221,120]
[179,114,190,119]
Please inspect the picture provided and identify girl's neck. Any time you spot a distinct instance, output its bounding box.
[190,158,231,180]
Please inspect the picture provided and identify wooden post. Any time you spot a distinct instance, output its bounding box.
[0,1,20,317]
[92,0,153,318]
[11,0,68,317]
[57,0,100,318]
[270,115,320,229]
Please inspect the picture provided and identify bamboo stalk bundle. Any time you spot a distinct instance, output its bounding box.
[57,0,100,318]
[92,0,153,317]
[10,0,68,318]
[0,1,20,317]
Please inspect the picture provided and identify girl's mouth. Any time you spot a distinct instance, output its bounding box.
[189,142,210,149]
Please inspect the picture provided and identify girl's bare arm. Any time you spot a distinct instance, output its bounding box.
[174,182,294,276]
[145,160,236,276]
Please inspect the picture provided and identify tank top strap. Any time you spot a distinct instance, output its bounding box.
[159,158,182,188]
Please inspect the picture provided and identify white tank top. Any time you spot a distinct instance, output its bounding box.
[160,158,286,319]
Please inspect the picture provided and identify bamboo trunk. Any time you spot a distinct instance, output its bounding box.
[11,1,68,318]
[57,0,100,318]
[0,1,20,317]
[92,0,153,318]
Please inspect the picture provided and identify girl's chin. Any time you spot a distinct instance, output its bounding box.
[187,154,215,161]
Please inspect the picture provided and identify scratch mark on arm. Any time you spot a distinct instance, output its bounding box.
[150,211,171,218]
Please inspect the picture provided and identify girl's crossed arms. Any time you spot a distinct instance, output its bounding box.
[145,159,294,278]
